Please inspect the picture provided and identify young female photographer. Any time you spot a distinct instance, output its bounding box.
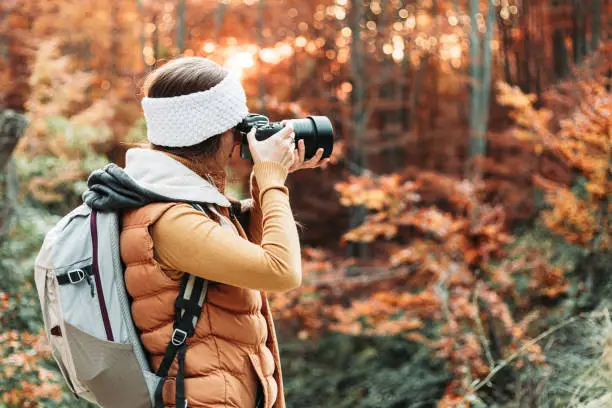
[119,57,326,408]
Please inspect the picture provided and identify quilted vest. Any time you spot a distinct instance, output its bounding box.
[120,202,285,408]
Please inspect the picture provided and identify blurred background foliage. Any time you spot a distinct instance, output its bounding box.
[0,0,611,406]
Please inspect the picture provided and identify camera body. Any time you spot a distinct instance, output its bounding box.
[235,113,334,161]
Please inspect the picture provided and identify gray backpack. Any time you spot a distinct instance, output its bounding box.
[34,203,220,408]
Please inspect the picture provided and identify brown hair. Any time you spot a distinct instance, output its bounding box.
[143,57,229,160]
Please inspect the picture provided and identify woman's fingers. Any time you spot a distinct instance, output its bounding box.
[280,137,294,151]
[288,139,305,173]
[246,127,257,145]
[294,147,300,164]
[298,139,305,164]
[284,144,296,168]
[303,148,324,168]
[247,124,296,166]
[288,149,298,172]
[274,123,294,141]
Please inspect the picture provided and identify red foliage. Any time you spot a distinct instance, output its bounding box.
[270,170,555,400]
[497,47,612,251]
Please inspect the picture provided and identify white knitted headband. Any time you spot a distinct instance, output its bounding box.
[141,72,249,147]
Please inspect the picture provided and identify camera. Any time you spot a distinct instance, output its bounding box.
[235,113,334,161]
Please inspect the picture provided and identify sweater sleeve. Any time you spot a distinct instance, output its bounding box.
[150,161,302,292]
[246,170,264,244]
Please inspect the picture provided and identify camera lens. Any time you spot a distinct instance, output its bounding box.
[238,114,335,161]
[290,116,334,159]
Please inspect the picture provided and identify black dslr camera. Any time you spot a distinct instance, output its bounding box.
[235,113,334,161]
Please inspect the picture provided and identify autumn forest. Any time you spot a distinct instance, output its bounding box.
[1,0,611,406]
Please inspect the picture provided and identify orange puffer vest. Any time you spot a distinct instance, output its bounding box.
[121,202,285,408]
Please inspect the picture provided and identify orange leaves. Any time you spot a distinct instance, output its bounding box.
[270,162,564,406]
[529,265,569,299]
[336,173,415,211]
[328,294,425,336]
[342,221,397,243]
[399,208,457,239]
[371,318,423,335]
[372,290,440,311]
[0,291,9,312]
[332,166,531,378]
[0,327,64,406]
[337,174,421,243]
[16,379,63,404]
[496,81,555,152]
[500,75,612,251]
[285,72,607,401]
[496,81,537,110]
[390,246,421,267]
[24,39,94,131]
[540,187,598,246]
[416,172,476,212]
[316,165,554,395]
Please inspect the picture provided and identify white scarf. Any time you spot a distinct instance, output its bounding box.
[123,148,231,207]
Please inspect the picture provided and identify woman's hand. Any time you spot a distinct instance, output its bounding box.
[246,123,296,170]
[288,141,330,173]
[280,120,330,173]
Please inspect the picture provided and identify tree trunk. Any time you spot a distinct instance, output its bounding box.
[0,109,27,243]
[378,0,400,172]
[0,110,27,171]
[468,0,494,223]
[348,0,368,261]
[1,5,8,62]
[137,0,146,71]
[176,0,186,54]
[152,13,160,62]
[430,0,439,130]
[534,1,544,100]
[468,0,482,160]
[572,0,587,63]
[109,2,119,77]
[552,27,568,79]
[257,0,266,114]
[591,0,601,51]
[349,0,366,174]
[501,13,512,83]
[479,0,495,142]
[214,2,227,42]
[401,1,413,132]
[522,0,531,92]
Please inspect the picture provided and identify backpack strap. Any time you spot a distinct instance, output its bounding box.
[154,203,214,408]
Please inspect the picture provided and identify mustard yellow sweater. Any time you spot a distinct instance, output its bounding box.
[150,161,302,292]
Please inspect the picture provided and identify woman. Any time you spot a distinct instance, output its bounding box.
[120,57,326,408]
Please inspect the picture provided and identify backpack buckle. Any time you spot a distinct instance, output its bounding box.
[67,269,86,284]
[171,328,188,346]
